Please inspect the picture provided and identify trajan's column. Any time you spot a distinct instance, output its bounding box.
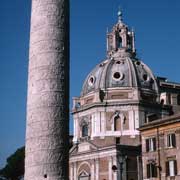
[25,0,69,179]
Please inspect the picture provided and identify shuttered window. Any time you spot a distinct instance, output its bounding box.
[167,133,176,148]
[147,163,157,178]
[166,160,177,177]
[146,137,156,152]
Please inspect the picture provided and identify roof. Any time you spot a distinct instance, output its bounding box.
[81,50,159,96]
[139,113,180,131]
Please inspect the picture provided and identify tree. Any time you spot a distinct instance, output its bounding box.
[0,147,25,180]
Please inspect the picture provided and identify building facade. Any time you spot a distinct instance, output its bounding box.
[140,114,180,180]
[69,11,180,180]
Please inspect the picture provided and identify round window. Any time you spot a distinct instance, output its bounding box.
[114,72,120,79]
[113,72,124,81]
[136,61,141,65]
[88,76,95,86]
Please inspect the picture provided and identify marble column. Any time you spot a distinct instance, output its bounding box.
[113,156,117,180]
[91,160,95,180]
[25,0,69,179]
[70,164,73,180]
[74,162,77,180]
[109,156,113,180]
[95,159,99,180]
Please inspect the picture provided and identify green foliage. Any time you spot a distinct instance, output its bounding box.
[0,147,25,180]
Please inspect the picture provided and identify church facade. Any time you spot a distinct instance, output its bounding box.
[69,11,180,180]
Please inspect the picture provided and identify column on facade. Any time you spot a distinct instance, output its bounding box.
[113,156,117,180]
[74,118,77,142]
[108,156,113,180]
[91,113,95,139]
[73,162,77,180]
[129,110,136,137]
[101,112,106,138]
[95,111,101,135]
[95,159,99,180]
[134,108,139,129]
[98,111,101,134]
[118,156,127,180]
[70,163,73,180]
[137,156,142,180]
[91,160,95,180]
[123,156,127,180]
[76,117,80,139]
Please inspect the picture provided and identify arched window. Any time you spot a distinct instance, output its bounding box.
[160,99,164,105]
[118,36,122,48]
[114,116,121,131]
[82,124,88,137]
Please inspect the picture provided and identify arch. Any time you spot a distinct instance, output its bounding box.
[114,115,121,131]
[110,112,125,131]
[77,162,91,180]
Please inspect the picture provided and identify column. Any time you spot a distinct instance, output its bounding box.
[74,162,77,180]
[70,163,73,180]
[25,0,69,180]
[109,156,113,180]
[113,156,117,180]
[95,159,99,180]
[91,160,95,180]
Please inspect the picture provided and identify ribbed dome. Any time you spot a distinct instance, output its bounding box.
[81,50,158,96]
[81,14,159,97]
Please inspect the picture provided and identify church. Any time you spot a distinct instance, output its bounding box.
[69,10,180,180]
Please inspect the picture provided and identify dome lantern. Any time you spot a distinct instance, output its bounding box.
[107,10,136,57]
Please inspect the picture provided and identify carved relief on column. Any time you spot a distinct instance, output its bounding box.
[25,0,69,180]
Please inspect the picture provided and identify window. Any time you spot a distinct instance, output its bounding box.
[147,163,157,178]
[114,116,121,131]
[167,133,176,148]
[166,160,177,177]
[177,94,180,105]
[117,36,122,48]
[146,138,156,152]
[167,93,171,105]
[82,124,88,137]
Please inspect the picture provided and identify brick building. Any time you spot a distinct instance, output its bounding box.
[69,10,180,180]
[139,114,180,180]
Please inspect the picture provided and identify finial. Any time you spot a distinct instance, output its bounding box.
[106,27,109,34]
[118,7,123,23]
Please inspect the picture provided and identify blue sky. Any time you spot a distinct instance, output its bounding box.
[0,0,180,168]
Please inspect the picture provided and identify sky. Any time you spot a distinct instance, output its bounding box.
[0,0,180,168]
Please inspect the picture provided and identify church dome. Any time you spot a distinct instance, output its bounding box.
[81,13,159,97]
[81,50,158,96]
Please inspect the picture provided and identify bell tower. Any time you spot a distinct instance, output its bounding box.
[107,10,136,56]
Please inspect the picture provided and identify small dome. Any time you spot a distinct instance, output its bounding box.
[81,51,158,96]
